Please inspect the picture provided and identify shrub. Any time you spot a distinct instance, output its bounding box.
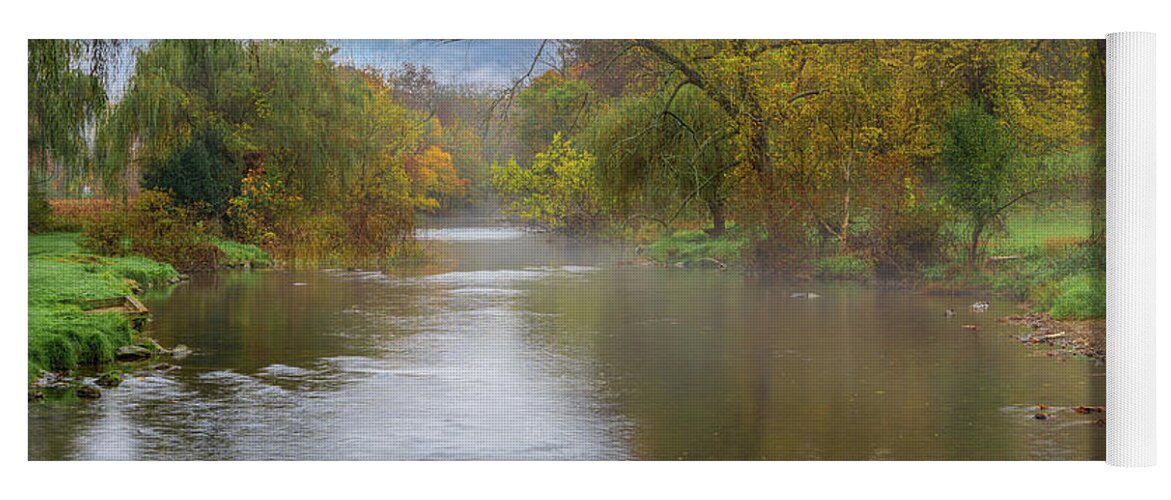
[1042,235,1084,257]
[227,167,303,246]
[82,210,130,256]
[28,188,53,233]
[863,205,950,279]
[49,198,118,231]
[126,190,223,271]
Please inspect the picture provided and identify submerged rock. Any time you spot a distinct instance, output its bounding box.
[76,386,101,399]
[95,372,123,388]
[169,344,192,360]
[148,362,180,373]
[33,371,72,390]
[115,345,153,362]
[684,257,728,271]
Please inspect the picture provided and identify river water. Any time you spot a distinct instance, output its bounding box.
[28,214,1105,460]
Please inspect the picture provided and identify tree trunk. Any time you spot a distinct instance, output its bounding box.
[706,199,726,237]
[969,220,986,266]
[839,183,851,253]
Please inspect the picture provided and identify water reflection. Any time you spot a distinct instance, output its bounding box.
[28,219,1103,460]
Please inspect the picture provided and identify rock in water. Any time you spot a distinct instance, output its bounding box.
[95,372,123,388]
[114,345,152,362]
[169,344,192,360]
[76,386,101,399]
[148,362,180,373]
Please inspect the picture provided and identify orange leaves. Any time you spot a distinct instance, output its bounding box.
[404,145,469,210]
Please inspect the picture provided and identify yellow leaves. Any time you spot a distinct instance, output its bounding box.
[404,145,468,210]
[491,134,602,230]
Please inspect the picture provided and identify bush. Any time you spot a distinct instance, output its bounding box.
[227,167,303,246]
[48,198,118,231]
[128,190,223,271]
[863,205,950,279]
[82,211,130,256]
[28,188,53,233]
[84,190,223,271]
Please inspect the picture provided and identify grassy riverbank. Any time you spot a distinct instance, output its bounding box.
[28,233,178,379]
[27,233,274,381]
[635,202,1104,321]
[923,202,1104,320]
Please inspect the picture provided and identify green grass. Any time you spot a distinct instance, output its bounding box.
[645,228,747,264]
[213,238,275,268]
[814,254,874,281]
[986,201,1094,251]
[28,233,179,380]
[1047,273,1107,320]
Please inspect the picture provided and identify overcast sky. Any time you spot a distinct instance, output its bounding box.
[332,39,546,87]
[108,39,547,99]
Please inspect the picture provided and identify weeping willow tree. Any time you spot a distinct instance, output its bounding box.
[28,40,120,192]
[588,84,736,235]
[96,40,417,205]
[94,39,252,199]
[93,39,427,262]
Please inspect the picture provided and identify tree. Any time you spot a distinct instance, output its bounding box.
[96,39,253,197]
[28,39,119,230]
[492,133,602,232]
[516,72,595,158]
[142,127,243,218]
[405,145,468,210]
[940,100,1027,264]
[589,85,736,235]
[29,40,118,179]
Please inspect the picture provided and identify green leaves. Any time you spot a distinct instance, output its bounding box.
[941,99,1018,218]
[492,133,602,231]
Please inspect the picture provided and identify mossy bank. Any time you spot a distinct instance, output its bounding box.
[27,233,272,384]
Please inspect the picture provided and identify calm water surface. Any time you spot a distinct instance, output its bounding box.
[28,214,1105,460]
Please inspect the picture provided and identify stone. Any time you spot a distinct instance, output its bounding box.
[115,345,152,362]
[149,362,180,373]
[95,372,123,388]
[169,344,192,360]
[76,386,102,399]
